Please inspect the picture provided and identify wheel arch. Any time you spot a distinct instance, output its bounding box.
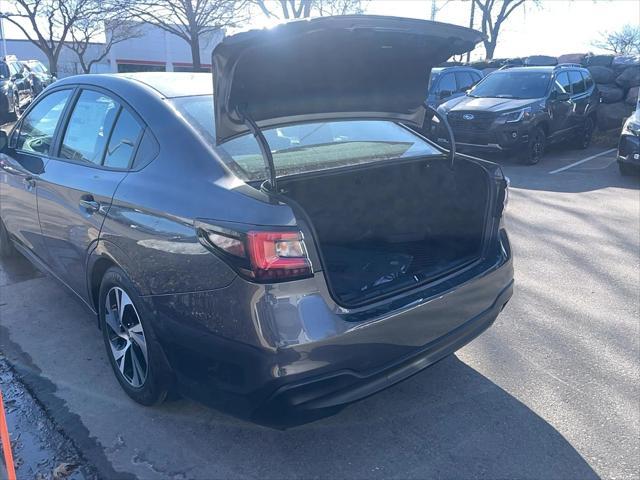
[86,240,151,321]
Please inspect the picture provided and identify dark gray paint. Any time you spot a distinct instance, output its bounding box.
[0,21,511,417]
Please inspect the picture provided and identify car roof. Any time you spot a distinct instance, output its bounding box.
[431,66,480,74]
[54,72,213,98]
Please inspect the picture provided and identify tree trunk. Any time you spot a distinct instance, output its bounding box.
[46,52,58,77]
[484,39,496,60]
[190,36,202,71]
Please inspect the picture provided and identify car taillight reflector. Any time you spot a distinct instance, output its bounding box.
[199,226,312,282]
[246,231,312,281]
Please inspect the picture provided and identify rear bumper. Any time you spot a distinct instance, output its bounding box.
[144,231,513,419]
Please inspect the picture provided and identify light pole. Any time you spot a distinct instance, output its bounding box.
[0,13,7,59]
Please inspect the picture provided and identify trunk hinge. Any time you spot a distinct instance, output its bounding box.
[238,105,277,191]
[424,102,456,170]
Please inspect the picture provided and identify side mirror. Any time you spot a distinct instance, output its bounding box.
[439,90,452,99]
[12,72,23,80]
[0,130,8,152]
[555,92,570,101]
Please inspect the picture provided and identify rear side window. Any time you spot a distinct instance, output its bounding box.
[103,109,142,169]
[583,72,594,89]
[569,71,585,94]
[60,90,119,164]
[555,72,571,94]
[455,71,475,92]
[15,89,71,154]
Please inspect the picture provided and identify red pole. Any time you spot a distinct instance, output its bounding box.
[0,389,16,480]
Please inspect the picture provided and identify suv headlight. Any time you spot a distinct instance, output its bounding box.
[500,107,532,123]
[623,118,640,136]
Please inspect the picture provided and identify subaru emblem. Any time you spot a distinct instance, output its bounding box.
[463,114,475,120]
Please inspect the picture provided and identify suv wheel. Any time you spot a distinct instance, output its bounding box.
[576,116,594,150]
[99,266,173,405]
[522,127,546,165]
[0,218,16,258]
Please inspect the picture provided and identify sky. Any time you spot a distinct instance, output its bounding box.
[2,0,638,60]
[248,0,640,60]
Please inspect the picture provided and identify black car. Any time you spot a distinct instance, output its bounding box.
[427,66,483,108]
[437,65,599,164]
[618,100,640,175]
[0,16,513,422]
[3,56,33,116]
[23,60,56,95]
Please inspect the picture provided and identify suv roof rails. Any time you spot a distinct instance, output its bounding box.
[554,63,582,69]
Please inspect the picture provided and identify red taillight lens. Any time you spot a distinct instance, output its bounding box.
[200,226,312,282]
[246,231,312,281]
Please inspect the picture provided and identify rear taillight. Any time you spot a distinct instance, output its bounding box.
[199,227,312,282]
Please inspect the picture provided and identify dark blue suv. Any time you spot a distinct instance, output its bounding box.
[427,66,483,108]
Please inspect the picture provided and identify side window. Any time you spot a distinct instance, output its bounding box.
[454,71,475,92]
[555,72,571,94]
[132,129,159,169]
[15,89,71,154]
[583,72,594,90]
[60,90,119,165]
[103,109,142,169]
[438,73,456,96]
[569,71,585,94]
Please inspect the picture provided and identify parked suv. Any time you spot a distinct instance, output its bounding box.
[617,98,639,176]
[427,66,483,108]
[2,56,33,118]
[437,65,599,164]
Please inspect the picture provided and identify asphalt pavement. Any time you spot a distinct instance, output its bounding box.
[1,144,638,479]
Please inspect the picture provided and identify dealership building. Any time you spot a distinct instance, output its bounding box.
[1,19,224,76]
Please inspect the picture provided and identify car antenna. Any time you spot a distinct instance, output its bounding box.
[238,104,277,192]
[424,102,456,170]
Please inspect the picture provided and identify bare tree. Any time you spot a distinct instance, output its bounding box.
[68,14,142,74]
[3,0,98,76]
[252,0,364,19]
[472,0,536,60]
[592,25,640,56]
[124,0,247,71]
[429,0,453,21]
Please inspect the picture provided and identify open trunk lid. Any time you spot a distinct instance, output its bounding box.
[212,15,483,144]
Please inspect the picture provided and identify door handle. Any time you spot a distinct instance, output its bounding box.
[79,196,101,213]
[23,176,36,190]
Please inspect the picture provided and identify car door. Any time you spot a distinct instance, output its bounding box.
[8,62,29,106]
[568,70,589,129]
[36,87,143,302]
[435,72,457,106]
[549,71,573,137]
[0,89,72,260]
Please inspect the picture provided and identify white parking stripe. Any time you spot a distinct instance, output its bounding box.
[548,148,617,174]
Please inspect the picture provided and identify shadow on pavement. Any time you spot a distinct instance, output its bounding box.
[471,144,640,193]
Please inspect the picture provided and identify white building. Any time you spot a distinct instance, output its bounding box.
[1,19,224,76]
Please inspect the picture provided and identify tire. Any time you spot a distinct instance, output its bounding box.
[99,266,173,405]
[521,127,546,165]
[0,218,17,258]
[618,162,636,176]
[575,116,595,150]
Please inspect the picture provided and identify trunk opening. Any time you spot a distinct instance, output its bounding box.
[278,156,492,307]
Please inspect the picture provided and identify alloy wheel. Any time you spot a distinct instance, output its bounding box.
[104,286,148,388]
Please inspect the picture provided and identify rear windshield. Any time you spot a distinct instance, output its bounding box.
[469,71,551,99]
[171,95,440,182]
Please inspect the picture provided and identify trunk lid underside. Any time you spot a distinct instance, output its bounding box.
[212,15,483,144]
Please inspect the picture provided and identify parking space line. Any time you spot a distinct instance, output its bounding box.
[548,148,617,174]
